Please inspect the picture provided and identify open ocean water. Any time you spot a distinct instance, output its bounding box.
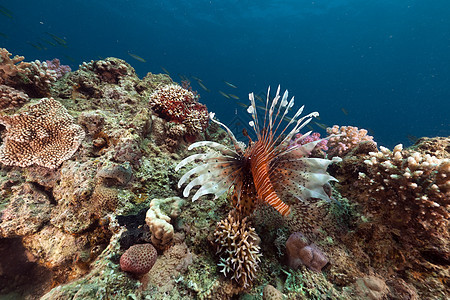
[1,0,449,148]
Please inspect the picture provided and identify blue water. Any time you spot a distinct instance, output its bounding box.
[1,0,449,148]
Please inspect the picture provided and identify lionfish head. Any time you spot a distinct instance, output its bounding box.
[176,85,341,217]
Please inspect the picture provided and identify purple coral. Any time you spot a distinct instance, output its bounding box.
[45,58,71,79]
[286,232,328,272]
[288,132,328,152]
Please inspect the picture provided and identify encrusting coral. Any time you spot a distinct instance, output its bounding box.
[214,211,262,288]
[0,97,85,169]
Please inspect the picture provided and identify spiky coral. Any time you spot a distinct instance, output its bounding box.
[214,212,262,288]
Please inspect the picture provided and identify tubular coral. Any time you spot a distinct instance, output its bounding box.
[0,97,85,169]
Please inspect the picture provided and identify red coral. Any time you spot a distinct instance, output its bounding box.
[120,243,157,275]
[149,84,209,135]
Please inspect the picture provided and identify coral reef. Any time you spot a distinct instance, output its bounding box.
[0,48,447,299]
[213,212,262,288]
[120,243,158,275]
[0,97,85,169]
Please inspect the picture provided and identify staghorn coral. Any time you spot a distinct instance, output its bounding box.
[214,212,262,289]
[0,85,29,111]
[327,125,376,157]
[0,97,85,169]
[357,144,449,236]
[149,84,208,139]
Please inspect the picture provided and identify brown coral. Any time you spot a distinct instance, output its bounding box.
[0,48,29,85]
[214,212,262,289]
[0,97,85,169]
[358,144,449,236]
[0,85,29,111]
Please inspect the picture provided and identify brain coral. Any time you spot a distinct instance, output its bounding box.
[120,243,158,275]
[214,212,262,288]
[0,97,85,169]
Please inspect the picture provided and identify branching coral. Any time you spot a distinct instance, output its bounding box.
[1,48,58,97]
[149,84,208,138]
[214,212,262,288]
[327,125,376,157]
[0,48,29,85]
[0,97,85,169]
[357,144,449,237]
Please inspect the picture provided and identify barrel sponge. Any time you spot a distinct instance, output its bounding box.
[120,243,157,275]
[0,97,85,169]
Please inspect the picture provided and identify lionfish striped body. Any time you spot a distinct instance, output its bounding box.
[176,86,340,217]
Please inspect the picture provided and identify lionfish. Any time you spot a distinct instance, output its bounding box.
[176,85,340,217]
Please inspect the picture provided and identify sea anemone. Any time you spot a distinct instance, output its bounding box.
[176,85,340,217]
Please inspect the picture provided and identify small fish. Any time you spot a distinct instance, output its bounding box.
[341,108,349,115]
[314,121,328,130]
[37,42,48,51]
[219,91,230,99]
[41,38,56,47]
[223,81,237,88]
[236,102,247,108]
[0,32,8,39]
[192,76,202,82]
[178,74,188,81]
[0,5,13,18]
[27,42,43,51]
[128,52,146,62]
[161,66,170,75]
[407,134,419,144]
[197,81,210,92]
[254,94,264,103]
[46,32,68,46]
[63,55,75,62]
[228,94,240,100]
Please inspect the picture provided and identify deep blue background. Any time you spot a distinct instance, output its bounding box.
[1,0,449,148]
